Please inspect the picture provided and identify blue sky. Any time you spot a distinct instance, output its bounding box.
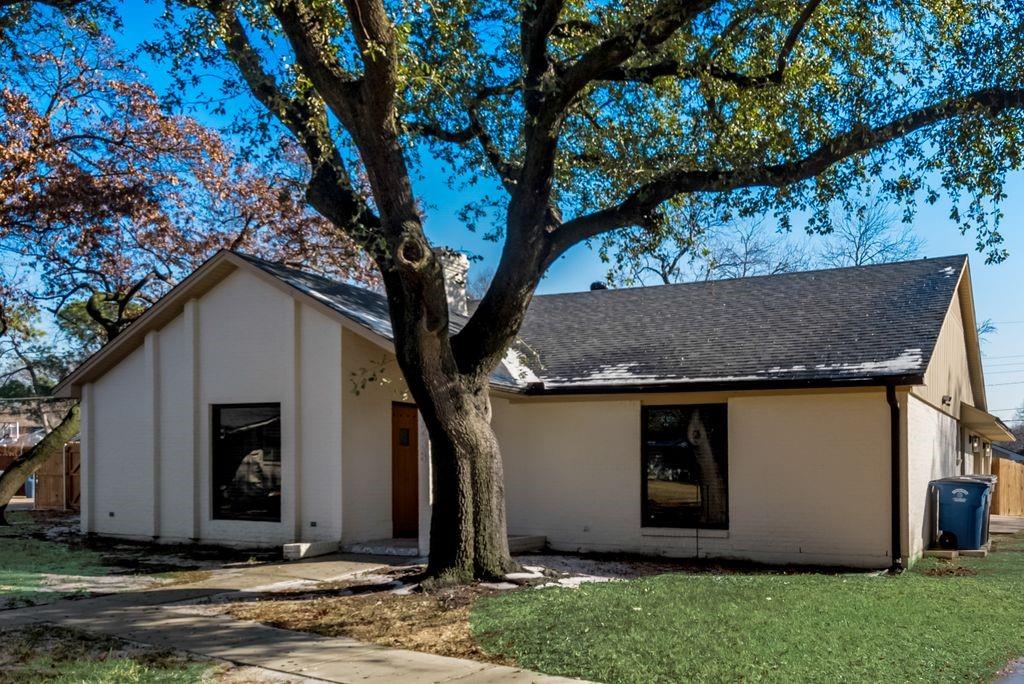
[113,3,1023,419]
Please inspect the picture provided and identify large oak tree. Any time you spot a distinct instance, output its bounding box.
[21,0,1024,580]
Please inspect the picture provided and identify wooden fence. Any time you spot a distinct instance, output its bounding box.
[33,442,80,511]
[992,456,1024,516]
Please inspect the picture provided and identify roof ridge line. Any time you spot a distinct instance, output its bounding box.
[530,254,969,299]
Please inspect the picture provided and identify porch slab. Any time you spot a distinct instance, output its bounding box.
[341,538,421,557]
[509,535,546,553]
[341,534,548,557]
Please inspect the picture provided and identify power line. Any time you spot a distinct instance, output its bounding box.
[987,380,1024,387]
[983,354,1024,360]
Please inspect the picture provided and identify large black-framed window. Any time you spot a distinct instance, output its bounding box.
[642,404,728,529]
[212,403,282,522]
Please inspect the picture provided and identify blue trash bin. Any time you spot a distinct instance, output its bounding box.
[930,477,992,550]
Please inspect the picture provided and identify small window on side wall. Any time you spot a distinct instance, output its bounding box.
[212,403,281,522]
[642,404,728,529]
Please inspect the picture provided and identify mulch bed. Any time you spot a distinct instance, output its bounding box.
[224,566,512,663]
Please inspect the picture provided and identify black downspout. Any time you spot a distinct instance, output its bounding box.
[886,384,904,574]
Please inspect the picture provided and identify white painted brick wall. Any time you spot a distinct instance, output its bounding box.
[495,390,892,568]
[905,395,959,560]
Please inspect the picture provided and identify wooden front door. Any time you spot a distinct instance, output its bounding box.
[391,403,419,538]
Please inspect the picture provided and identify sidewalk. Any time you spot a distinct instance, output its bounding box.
[0,555,586,684]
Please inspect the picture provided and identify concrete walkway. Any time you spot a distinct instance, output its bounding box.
[0,554,584,684]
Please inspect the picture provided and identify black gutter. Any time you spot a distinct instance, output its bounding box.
[511,373,925,397]
[886,383,904,574]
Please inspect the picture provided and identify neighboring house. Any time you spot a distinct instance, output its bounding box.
[0,403,48,448]
[54,250,1013,569]
[0,399,54,498]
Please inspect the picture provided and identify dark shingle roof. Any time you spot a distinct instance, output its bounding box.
[241,252,966,394]
[509,255,965,391]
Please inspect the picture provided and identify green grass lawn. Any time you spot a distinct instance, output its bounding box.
[0,625,211,684]
[472,535,1024,683]
[0,512,107,606]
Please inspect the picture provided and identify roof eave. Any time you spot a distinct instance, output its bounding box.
[515,373,926,397]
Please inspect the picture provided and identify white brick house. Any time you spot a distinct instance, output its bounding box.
[55,250,1013,567]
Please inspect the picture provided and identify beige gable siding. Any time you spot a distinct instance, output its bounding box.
[914,289,974,416]
[84,269,350,546]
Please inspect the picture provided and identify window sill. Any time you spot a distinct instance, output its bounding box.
[641,527,729,539]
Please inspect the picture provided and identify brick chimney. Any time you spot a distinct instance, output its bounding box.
[433,247,469,316]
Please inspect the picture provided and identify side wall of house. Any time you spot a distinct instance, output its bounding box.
[493,389,892,568]
[86,269,347,546]
[903,393,960,561]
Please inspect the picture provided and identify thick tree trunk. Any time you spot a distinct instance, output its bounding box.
[404,359,517,583]
[0,405,79,525]
[417,374,517,582]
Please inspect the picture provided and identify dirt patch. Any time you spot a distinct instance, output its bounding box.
[225,579,510,663]
[923,562,978,577]
[17,510,280,572]
[1,510,278,609]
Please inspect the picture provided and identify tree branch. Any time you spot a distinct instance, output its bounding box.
[195,0,383,252]
[270,0,361,128]
[339,0,398,122]
[556,0,717,109]
[553,86,1024,253]
[466,103,518,190]
[596,0,822,88]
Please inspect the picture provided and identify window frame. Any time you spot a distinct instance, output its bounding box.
[210,402,283,523]
[640,403,729,530]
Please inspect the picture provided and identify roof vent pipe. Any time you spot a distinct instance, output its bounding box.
[433,247,470,316]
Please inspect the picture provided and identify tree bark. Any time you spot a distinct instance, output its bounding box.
[417,371,516,583]
[385,275,517,583]
[0,404,79,525]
